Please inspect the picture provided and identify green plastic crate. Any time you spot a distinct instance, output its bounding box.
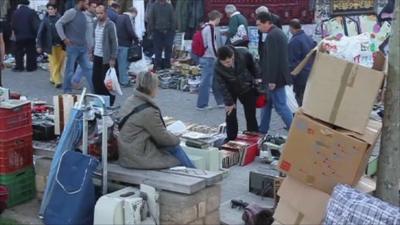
[0,166,35,207]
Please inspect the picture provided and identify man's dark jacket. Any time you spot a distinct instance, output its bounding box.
[260,25,292,88]
[107,8,119,24]
[288,30,316,87]
[258,13,281,59]
[214,47,261,106]
[11,5,40,42]
[36,15,63,54]
[116,14,139,47]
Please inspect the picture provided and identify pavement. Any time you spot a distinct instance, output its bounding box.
[0,67,288,224]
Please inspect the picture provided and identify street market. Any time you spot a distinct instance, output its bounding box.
[0,0,398,225]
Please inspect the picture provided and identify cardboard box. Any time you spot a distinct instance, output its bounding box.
[274,176,330,225]
[278,112,381,193]
[274,176,377,225]
[292,48,384,134]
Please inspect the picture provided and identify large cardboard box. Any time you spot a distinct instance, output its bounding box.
[274,176,377,225]
[274,176,330,225]
[278,112,381,194]
[292,48,384,134]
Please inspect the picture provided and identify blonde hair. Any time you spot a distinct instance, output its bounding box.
[136,71,159,95]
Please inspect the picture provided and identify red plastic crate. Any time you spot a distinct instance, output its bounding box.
[0,134,33,174]
[0,103,32,130]
[0,125,32,141]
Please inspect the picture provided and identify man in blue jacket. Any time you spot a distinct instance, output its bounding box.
[11,0,40,72]
[288,19,316,106]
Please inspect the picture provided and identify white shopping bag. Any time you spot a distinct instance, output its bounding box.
[285,86,299,113]
[104,67,123,96]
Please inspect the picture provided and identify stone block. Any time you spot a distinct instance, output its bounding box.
[34,158,52,176]
[189,218,205,225]
[35,175,47,193]
[206,195,221,213]
[160,204,198,225]
[160,189,206,209]
[198,201,206,218]
[205,211,220,225]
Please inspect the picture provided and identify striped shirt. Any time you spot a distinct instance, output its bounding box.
[94,22,105,57]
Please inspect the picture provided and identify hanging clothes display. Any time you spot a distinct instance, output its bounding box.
[133,0,146,39]
[175,0,204,36]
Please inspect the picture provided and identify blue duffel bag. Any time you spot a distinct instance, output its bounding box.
[43,150,99,225]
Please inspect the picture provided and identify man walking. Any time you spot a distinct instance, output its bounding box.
[148,0,176,70]
[116,7,139,87]
[11,0,40,72]
[214,46,261,141]
[56,0,92,93]
[223,4,248,46]
[257,12,293,134]
[71,0,97,91]
[196,10,224,110]
[288,19,316,106]
[36,3,65,88]
[92,4,119,106]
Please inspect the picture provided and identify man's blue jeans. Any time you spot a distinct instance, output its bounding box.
[72,61,94,92]
[196,57,224,108]
[64,46,92,93]
[117,47,130,85]
[167,145,196,168]
[259,86,293,134]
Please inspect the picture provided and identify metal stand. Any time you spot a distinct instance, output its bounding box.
[80,91,109,195]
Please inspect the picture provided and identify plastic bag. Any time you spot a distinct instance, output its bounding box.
[104,68,123,96]
[128,58,152,76]
[285,86,298,113]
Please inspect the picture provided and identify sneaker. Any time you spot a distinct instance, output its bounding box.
[216,104,225,109]
[55,84,62,89]
[196,106,212,111]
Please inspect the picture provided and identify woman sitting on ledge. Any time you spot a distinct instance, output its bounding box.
[118,71,195,169]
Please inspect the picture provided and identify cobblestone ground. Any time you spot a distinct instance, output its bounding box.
[3,68,287,135]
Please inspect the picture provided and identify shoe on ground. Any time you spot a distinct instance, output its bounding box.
[55,84,62,89]
[12,68,24,72]
[216,104,225,109]
[196,106,212,111]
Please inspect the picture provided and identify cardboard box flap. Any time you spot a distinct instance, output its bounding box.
[291,47,318,76]
[339,119,382,145]
[277,176,330,224]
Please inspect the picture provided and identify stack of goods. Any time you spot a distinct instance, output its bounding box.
[0,100,35,208]
[220,132,264,168]
[221,140,258,167]
[274,41,386,224]
[157,62,201,93]
[32,102,56,141]
[259,135,286,163]
[248,166,284,202]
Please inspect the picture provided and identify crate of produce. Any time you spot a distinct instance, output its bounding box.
[0,101,31,130]
[0,134,33,174]
[0,167,35,207]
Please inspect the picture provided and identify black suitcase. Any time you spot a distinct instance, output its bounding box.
[33,121,56,141]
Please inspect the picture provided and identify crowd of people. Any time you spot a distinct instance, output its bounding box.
[2,0,318,169]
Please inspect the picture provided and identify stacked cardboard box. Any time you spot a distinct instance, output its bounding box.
[274,48,385,224]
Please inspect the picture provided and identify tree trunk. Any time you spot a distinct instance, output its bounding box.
[376,0,400,206]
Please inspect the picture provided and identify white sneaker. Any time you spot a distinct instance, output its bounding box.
[196,106,212,111]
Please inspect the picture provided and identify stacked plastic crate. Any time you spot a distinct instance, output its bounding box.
[0,100,35,208]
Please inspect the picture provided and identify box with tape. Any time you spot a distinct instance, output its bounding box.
[292,47,385,134]
[278,112,381,194]
[273,176,377,225]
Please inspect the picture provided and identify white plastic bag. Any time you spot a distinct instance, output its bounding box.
[129,58,152,76]
[104,68,123,96]
[285,86,299,113]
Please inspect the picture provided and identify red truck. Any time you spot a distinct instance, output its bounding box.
[204,0,315,25]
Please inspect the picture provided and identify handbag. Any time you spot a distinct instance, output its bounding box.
[128,43,143,62]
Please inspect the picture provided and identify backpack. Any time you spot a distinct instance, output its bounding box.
[191,24,216,57]
[242,204,274,225]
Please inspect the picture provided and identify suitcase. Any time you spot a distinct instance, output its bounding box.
[249,167,282,198]
[94,187,143,225]
[32,121,56,141]
[43,151,99,225]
